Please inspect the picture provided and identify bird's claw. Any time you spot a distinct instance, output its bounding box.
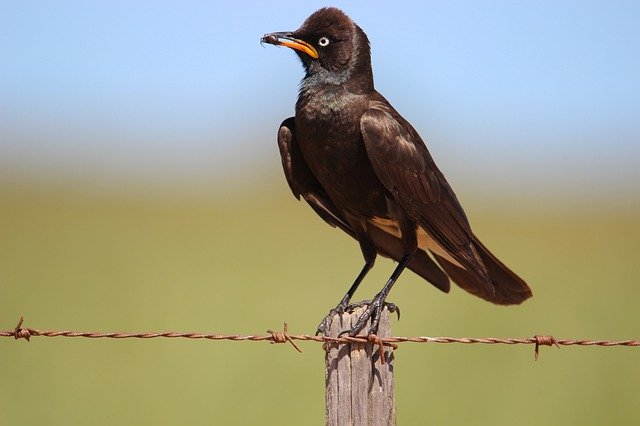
[315,304,347,336]
[383,302,400,321]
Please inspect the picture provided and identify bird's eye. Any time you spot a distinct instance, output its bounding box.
[318,36,330,47]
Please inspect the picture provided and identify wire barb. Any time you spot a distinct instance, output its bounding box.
[13,316,31,342]
[267,322,302,353]
[367,334,385,365]
[533,335,559,360]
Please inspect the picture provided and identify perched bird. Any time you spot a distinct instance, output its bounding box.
[261,7,532,336]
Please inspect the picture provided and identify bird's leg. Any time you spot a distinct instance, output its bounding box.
[315,258,374,335]
[347,252,414,337]
[316,240,376,336]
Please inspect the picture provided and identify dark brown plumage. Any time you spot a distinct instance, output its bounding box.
[262,7,532,336]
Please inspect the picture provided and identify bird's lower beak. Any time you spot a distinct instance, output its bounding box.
[261,32,319,59]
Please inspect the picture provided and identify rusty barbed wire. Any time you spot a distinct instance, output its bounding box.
[2,316,639,360]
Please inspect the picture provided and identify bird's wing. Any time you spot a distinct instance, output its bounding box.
[278,117,351,230]
[360,102,494,296]
[278,117,450,291]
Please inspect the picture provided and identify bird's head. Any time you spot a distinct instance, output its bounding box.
[261,7,374,92]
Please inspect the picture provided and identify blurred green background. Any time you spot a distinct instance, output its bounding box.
[2,1,640,425]
[2,177,639,425]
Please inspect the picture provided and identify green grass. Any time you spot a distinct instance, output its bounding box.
[1,178,639,425]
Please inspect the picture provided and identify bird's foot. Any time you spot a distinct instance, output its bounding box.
[315,299,399,337]
[315,302,349,336]
[343,298,399,337]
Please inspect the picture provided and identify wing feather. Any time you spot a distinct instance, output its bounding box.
[360,103,494,296]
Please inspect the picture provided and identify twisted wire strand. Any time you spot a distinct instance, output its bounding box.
[2,317,638,360]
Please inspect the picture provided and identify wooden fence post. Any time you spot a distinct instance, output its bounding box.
[324,306,396,425]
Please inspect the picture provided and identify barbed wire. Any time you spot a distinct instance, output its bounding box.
[2,317,639,361]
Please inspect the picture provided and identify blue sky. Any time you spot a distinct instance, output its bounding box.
[2,1,639,198]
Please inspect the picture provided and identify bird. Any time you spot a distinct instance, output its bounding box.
[261,7,532,337]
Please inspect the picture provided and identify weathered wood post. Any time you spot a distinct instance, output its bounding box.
[324,306,396,425]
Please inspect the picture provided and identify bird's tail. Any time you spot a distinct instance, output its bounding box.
[432,237,532,305]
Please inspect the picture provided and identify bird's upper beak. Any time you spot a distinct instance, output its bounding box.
[260,31,319,59]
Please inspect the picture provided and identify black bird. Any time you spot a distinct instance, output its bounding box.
[261,8,532,336]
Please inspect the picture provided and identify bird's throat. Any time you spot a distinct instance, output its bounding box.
[302,66,350,89]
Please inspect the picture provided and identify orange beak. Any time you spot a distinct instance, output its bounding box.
[261,32,319,59]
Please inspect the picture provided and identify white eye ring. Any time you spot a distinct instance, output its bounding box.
[318,36,330,47]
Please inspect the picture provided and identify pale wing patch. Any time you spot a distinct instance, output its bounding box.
[368,217,401,237]
[416,227,463,267]
[368,217,463,268]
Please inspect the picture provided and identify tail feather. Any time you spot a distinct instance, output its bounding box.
[431,237,532,305]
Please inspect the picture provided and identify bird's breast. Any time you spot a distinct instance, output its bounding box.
[295,91,390,217]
